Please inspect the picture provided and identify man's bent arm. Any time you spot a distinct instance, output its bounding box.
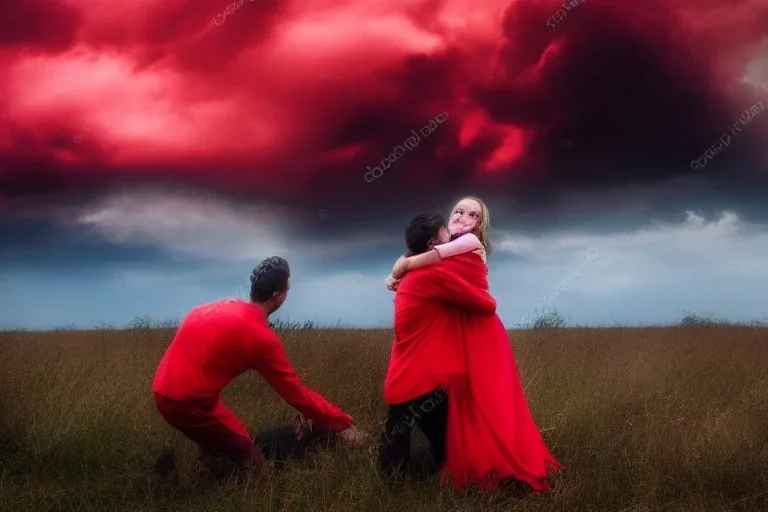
[251,333,354,431]
[415,265,496,315]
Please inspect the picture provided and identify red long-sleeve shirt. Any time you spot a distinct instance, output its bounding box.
[384,254,497,405]
[152,299,353,431]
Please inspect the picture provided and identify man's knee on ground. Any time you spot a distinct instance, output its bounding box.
[378,449,409,479]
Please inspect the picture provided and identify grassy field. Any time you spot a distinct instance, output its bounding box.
[1,325,767,511]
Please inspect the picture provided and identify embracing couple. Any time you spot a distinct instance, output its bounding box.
[149,197,561,492]
[378,196,562,491]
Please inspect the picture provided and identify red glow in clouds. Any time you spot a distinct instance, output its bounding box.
[0,0,766,202]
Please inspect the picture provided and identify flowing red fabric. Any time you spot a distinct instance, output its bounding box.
[439,253,563,491]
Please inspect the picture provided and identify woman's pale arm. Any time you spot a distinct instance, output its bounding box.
[392,251,440,279]
[392,234,483,279]
[434,233,483,259]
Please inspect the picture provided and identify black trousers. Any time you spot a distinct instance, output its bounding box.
[156,420,336,479]
[255,421,337,464]
[378,388,449,477]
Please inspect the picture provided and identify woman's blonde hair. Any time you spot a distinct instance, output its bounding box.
[454,196,492,256]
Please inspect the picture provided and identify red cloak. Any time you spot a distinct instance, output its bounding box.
[439,253,563,491]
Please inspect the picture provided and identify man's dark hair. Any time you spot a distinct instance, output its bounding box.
[405,212,446,256]
[250,256,290,302]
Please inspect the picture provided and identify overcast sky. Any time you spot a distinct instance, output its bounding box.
[1,0,767,329]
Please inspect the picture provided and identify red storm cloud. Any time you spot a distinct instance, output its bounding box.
[0,0,766,207]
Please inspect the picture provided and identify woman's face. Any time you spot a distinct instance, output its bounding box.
[449,199,482,235]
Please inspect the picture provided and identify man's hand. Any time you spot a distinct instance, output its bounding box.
[338,425,368,448]
[385,273,401,291]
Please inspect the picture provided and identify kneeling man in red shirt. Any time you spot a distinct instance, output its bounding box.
[152,256,365,475]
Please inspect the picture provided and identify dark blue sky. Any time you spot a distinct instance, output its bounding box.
[2,176,768,329]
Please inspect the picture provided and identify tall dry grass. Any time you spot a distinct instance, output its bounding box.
[1,325,767,511]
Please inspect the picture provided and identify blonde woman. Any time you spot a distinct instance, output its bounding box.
[388,196,491,284]
[386,197,562,492]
